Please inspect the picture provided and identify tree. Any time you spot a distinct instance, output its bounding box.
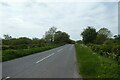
[95,28,112,44]
[98,28,112,38]
[3,34,12,40]
[44,27,57,43]
[54,31,70,44]
[95,34,107,44]
[81,26,97,44]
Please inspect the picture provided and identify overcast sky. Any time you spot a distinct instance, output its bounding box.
[0,0,119,40]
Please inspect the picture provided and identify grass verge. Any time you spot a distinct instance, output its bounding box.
[75,44,120,79]
[2,45,58,62]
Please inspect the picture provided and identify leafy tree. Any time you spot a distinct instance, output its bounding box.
[98,28,112,38]
[95,28,112,44]
[45,27,57,43]
[95,34,107,44]
[81,27,97,44]
[45,31,51,43]
[3,34,12,40]
[54,31,70,44]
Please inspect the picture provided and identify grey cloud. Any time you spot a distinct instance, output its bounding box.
[0,2,118,40]
[0,2,10,7]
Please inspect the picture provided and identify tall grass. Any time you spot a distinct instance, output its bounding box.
[75,44,120,79]
[2,45,57,61]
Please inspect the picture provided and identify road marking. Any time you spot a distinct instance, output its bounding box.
[57,49,63,52]
[2,76,10,80]
[36,53,55,63]
[6,76,10,79]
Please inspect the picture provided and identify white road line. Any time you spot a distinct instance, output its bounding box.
[57,49,63,52]
[36,53,55,63]
[5,76,10,79]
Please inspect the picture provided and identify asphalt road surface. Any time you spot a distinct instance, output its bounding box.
[2,44,80,78]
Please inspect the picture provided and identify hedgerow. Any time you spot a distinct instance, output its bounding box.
[87,43,120,64]
[2,45,57,61]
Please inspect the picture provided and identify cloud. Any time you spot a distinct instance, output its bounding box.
[0,0,118,40]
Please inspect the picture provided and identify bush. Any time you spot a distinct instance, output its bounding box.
[2,50,18,61]
[75,44,119,78]
[86,43,120,63]
[2,45,58,61]
[112,45,120,63]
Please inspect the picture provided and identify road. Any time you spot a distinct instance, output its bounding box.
[2,44,80,78]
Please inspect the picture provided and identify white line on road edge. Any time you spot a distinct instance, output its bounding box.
[57,49,63,52]
[36,53,55,63]
[6,76,10,79]
[3,76,10,80]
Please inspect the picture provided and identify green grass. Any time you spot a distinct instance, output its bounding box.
[75,44,120,79]
[2,45,58,61]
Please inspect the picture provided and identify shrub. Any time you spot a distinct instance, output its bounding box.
[75,44,119,79]
[112,45,120,63]
[2,50,17,61]
[86,42,120,64]
[2,45,58,61]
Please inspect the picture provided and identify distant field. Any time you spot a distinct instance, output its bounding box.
[75,44,120,79]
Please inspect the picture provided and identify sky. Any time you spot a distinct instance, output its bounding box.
[0,0,119,40]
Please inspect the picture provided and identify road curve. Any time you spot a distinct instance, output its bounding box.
[2,44,80,78]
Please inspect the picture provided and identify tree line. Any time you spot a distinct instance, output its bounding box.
[79,26,120,64]
[2,26,120,63]
[2,27,75,61]
[2,27,74,50]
